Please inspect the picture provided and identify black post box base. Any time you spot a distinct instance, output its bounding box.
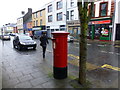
[53,66,67,79]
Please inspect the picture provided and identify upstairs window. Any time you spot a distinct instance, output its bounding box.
[48,15,52,22]
[57,1,62,10]
[34,21,35,26]
[40,11,42,16]
[57,12,62,21]
[67,11,69,20]
[88,4,96,17]
[34,13,36,18]
[48,4,52,13]
[36,20,38,26]
[71,10,74,20]
[100,2,108,17]
[33,13,38,18]
[40,19,42,25]
[71,0,74,7]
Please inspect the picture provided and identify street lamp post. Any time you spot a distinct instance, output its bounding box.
[63,0,67,32]
[66,0,67,32]
[63,14,67,32]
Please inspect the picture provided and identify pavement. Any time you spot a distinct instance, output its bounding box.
[1,39,120,89]
[1,39,76,89]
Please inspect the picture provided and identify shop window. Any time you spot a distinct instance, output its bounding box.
[88,25,92,38]
[100,2,108,17]
[55,29,59,31]
[100,24,109,37]
[94,24,101,39]
[51,29,54,32]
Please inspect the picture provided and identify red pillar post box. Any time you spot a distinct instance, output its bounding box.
[51,31,69,79]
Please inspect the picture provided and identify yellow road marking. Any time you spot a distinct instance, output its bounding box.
[68,54,99,70]
[68,54,79,59]
[114,45,120,48]
[101,64,120,71]
[68,54,120,71]
[68,59,100,70]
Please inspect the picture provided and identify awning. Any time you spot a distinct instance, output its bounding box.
[32,27,41,30]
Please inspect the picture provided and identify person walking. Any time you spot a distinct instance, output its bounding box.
[40,31,49,59]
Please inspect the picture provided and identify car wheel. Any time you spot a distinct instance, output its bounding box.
[17,45,22,51]
[13,42,16,48]
[13,44,16,48]
[33,46,36,50]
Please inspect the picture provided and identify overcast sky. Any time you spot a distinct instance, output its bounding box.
[0,0,52,27]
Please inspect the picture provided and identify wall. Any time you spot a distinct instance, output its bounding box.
[93,0,112,18]
[46,0,66,30]
[32,8,46,27]
[67,0,79,21]
[17,17,23,30]
[112,0,120,41]
[37,9,46,26]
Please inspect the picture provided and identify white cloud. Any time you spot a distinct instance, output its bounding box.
[0,0,52,27]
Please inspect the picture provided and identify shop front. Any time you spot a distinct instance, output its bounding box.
[88,18,112,41]
[67,20,81,39]
[32,26,46,38]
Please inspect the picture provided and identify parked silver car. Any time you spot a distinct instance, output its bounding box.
[0,34,10,40]
[67,35,74,42]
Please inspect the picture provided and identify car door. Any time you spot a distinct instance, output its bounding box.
[13,36,19,46]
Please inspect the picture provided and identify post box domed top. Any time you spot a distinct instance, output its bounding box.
[51,31,69,35]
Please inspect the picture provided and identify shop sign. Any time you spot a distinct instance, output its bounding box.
[91,20,111,24]
[27,21,32,29]
[67,20,80,26]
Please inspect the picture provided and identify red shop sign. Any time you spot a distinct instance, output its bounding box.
[92,20,111,24]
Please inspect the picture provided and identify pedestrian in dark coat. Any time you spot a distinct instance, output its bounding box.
[40,32,49,59]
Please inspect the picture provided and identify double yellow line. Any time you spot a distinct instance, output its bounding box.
[101,64,120,71]
[68,54,120,71]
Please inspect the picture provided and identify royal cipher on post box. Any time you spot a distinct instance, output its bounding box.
[51,31,69,79]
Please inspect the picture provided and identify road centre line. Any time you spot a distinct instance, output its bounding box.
[100,50,120,55]
[87,44,91,46]
[100,51,108,53]
[97,44,106,47]
[108,52,114,54]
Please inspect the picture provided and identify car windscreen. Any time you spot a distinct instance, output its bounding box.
[3,34,9,36]
[19,36,32,40]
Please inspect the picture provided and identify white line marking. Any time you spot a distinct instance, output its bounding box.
[97,45,105,47]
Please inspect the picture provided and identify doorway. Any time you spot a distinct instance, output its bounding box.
[116,24,120,40]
